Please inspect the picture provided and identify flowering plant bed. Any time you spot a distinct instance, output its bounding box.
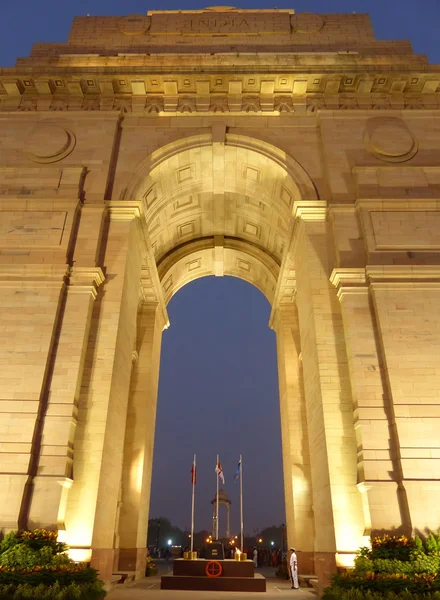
[323,533,440,600]
[0,530,106,599]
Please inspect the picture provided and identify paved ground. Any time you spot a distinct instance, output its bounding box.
[108,564,317,600]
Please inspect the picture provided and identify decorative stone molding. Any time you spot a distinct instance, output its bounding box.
[119,15,151,36]
[330,268,368,300]
[2,91,440,114]
[105,200,144,221]
[0,265,69,288]
[363,117,418,163]
[27,125,76,164]
[366,265,440,283]
[68,267,105,298]
[2,72,440,115]
[291,12,325,34]
[292,200,327,221]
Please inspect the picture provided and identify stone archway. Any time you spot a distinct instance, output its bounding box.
[1,7,440,593]
[56,132,366,583]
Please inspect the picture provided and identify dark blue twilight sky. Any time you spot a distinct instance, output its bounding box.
[2,0,439,536]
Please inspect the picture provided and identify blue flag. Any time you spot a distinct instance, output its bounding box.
[234,458,242,481]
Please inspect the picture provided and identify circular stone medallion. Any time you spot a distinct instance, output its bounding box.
[364,118,418,163]
[119,14,151,36]
[291,13,325,34]
[27,124,76,164]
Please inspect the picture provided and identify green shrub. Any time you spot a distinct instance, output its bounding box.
[0,532,19,555]
[371,535,414,561]
[426,535,439,555]
[411,551,440,574]
[354,556,374,574]
[0,566,100,587]
[0,530,105,599]
[331,571,440,595]
[323,588,440,600]
[0,581,105,599]
[0,544,71,569]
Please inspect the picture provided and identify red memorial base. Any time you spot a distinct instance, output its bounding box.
[161,559,266,592]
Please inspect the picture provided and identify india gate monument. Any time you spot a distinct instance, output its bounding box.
[0,5,439,588]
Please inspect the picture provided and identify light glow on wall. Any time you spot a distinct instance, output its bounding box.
[57,529,67,543]
[336,553,356,569]
[69,548,92,563]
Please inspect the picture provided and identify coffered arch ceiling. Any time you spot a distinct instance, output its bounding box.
[127,134,317,305]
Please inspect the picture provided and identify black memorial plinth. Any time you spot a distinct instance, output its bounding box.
[161,558,266,592]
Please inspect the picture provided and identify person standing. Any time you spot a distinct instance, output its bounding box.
[253,548,258,568]
[289,547,299,590]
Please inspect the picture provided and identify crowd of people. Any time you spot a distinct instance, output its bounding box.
[247,547,285,567]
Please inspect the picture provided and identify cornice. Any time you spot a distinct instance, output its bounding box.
[366,265,440,283]
[2,71,440,114]
[0,265,69,288]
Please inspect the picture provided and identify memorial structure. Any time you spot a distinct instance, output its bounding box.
[0,6,440,589]
[212,489,231,540]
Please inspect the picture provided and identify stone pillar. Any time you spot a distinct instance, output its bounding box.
[292,203,365,586]
[64,202,145,582]
[273,304,315,574]
[225,504,230,540]
[27,267,105,532]
[368,265,440,533]
[331,269,409,535]
[117,302,165,577]
[0,265,67,533]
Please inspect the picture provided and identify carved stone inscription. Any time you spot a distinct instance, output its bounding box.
[149,12,291,35]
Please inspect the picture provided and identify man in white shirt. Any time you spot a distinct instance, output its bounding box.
[289,547,299,589]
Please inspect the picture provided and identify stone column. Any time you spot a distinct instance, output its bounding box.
[64,202,145,581]
[330,268,409,535]
[273,304,315,574]
[291,202,365,585]
[225,504,230,540]
[118,302,165,577]
[27,267,105,532]
[0,265,67,533]
[368,266,440,533]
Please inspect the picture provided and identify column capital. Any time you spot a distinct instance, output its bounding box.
[68,267,105,298]
[293,200,327,222]
[105,200,144,221]
[330,268,368,300]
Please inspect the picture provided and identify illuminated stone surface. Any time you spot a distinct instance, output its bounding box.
[0,7,440,593]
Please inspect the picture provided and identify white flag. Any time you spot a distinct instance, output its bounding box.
[215,460,225,484]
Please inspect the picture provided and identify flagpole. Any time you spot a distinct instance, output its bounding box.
[240,454,244,552]
[191,454,196,553]
[216,454,219,540]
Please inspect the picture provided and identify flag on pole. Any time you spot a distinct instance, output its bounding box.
[215,460,225,484]
[191,461,196,485]
[234,458,242,481]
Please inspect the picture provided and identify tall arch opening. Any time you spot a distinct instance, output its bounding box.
[149,275,284,544]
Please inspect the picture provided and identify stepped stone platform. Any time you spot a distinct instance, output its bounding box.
[161,559,266,592]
